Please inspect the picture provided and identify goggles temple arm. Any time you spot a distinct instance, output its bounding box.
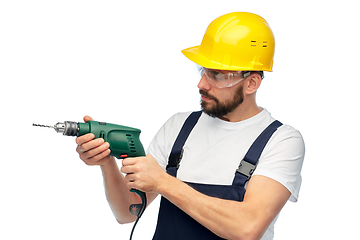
[242,71,264,80]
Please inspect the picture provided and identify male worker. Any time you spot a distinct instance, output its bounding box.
[76,12,305,240]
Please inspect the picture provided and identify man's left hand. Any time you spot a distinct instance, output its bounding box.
[121,154,167,193]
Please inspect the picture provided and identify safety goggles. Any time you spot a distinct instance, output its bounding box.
[195,64,251,88]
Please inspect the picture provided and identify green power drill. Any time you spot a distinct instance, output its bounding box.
[33,120,147,239]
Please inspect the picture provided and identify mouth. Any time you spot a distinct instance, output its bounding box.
[199,90,217,103]
[201,95,214,102]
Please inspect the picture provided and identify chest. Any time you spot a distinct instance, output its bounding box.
[176,127,261,185]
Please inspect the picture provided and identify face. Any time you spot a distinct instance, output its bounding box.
[198,73,245,118]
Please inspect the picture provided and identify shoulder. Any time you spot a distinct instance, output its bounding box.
[255,122,305,202]
[164,111,194,126]
[273,123,305,152]
[160,111,195,135]
[263,122,305,165]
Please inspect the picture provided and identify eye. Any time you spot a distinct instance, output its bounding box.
[209,70,220,79]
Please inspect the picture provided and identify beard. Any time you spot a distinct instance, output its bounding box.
[200,84,244,118]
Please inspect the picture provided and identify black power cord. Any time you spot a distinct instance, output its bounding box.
[129,216,141,240]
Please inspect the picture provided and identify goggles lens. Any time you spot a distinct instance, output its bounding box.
[195,64,248,88]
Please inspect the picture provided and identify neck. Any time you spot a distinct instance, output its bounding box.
[220,98,262,122]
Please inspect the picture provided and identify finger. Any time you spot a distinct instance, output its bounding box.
[84,115,94,123]
[124,173,135,181]
[126,179,142,190]
[121,165,135,174]
[75,133,95,145]
[84,149,111,165]
[78,138,104,153]
[76,145,84,153]
[82,141,109,159]
[122,157,137,166]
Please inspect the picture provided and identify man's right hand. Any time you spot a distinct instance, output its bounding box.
[75,117,159,224]
[75,116,113,166]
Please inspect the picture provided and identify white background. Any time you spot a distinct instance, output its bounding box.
[1,0,359,239]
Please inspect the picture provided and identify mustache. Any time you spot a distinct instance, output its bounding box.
[199,90,219,103]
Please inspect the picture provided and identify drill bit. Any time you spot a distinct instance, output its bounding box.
[32,123,54,129]
[33,122,78,135]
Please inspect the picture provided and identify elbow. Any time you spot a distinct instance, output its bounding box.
[230,222,265,240]
[116,218,135,225]
[237,231,262,240]
[231,231,261,240]
[115,215,137,225]
[116,218,129,225]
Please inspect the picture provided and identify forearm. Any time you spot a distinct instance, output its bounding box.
[100,157,139,224]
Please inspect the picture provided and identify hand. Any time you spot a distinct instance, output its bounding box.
[121,154,167,193]
[75,115,113,166]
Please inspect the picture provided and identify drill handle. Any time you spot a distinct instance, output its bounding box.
[129,189,147,218]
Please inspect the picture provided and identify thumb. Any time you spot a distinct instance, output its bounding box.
[83,115,94,123]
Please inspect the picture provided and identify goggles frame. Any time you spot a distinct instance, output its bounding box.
[196,64,251,88]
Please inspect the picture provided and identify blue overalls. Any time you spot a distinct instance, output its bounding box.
[152,111,282,240]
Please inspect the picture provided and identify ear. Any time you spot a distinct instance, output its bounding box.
[244,73,262,95]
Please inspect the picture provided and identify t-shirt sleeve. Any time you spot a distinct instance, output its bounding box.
[146,123,168,171]
[147,112,192,171]
[253,125,305,202]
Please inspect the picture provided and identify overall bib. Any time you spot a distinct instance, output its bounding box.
[152,111,282,240]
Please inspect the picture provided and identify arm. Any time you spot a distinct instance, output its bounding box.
[100,157,158,224]
[122,155,291,240]
[159,174,290,240]
[75,116,158,224]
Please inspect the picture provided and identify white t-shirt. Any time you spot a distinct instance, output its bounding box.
[147,108,305,240]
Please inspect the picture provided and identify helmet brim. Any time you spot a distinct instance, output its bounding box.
[182,46,273,72]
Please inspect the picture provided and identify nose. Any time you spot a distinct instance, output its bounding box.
[197,74,211,91]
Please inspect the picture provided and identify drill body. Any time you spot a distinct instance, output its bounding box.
[79,121,145,159]
[55,121,145,159]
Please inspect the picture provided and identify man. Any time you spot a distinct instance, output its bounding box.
[76,12,305,240]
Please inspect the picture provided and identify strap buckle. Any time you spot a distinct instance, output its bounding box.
[236,159,257,180]
[166,148,184,170]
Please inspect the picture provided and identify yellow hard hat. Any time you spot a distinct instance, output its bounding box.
[182,12,275,72]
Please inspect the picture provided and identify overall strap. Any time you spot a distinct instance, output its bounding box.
[234,120,283,186]
[167,111,202,170]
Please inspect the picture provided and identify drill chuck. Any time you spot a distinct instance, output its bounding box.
[54,121,79,136]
